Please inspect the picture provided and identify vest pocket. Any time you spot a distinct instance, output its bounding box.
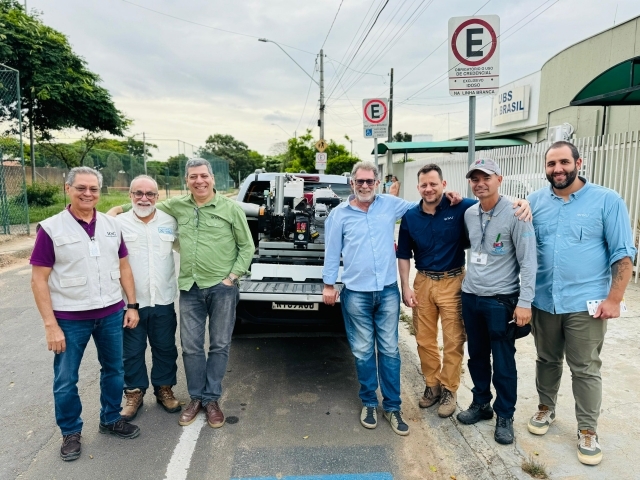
[110,270,121,280]
[59,276,87,288]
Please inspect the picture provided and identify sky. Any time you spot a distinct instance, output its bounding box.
[29,0,640,161]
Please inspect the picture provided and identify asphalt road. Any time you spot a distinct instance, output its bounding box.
[0,260,456,480]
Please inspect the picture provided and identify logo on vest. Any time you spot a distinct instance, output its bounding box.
[105,231,117,237]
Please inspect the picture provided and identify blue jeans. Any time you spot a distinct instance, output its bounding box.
[123,303,178,393]
[340,283,402,412]
[179,283,238,405]
[461,292,518,418]
[53,310,125,435]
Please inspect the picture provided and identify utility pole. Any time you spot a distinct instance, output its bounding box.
[387,68,394,177]
[317,49,326,174]
[142,132,147,175]
[467,96,476,198]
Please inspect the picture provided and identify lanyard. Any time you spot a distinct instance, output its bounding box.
[478,196,502,253]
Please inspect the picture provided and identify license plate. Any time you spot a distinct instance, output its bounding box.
[272,302,319,311]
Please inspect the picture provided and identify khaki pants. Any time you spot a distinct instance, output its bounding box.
[531,307,607,430]
[412,273,466,392]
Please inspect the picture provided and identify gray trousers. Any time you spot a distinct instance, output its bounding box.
[531,307,607,430]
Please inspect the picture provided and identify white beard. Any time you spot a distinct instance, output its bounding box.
[132,204,156,218]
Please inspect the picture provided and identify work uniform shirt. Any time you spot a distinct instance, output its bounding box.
[117,209,178,308]
[30,206,128,320]
[123,192,254,291]
[397,196,476,272]
[462,196,537,308]
[323,194,414,291]
[528,178,637,314]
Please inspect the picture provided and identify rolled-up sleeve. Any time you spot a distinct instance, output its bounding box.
[322,210,342,285]
[604,196,637,265]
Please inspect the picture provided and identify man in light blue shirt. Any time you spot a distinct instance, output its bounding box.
[527,141,637,466]
[323,162,414,436]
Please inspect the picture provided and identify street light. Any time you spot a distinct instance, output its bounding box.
[259,38,326,173]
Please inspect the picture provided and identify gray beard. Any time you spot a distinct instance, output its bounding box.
[132,204,156,218]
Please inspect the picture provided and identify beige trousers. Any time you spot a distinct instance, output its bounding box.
[412,273,467,392]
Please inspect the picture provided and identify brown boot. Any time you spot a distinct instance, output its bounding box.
[419,384,441,408]
[178,399,202,426]
[437,388,457,418]
[205,401,225,428]
[155,386,181,413]
[121,389,143,421]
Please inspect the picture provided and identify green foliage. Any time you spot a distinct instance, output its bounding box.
[0,136,21,157]
[326,154,358,175]
[26,181,60,206]
[166,154,188,177]
[0,0,127,139]
[393,132,412,142]
[283,130,358,174]
[264,156,284,172]
[199,134,264,181]
[90,138,157,159]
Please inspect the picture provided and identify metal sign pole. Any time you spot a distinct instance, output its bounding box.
[467,95,476,198]
[374,137,380,193]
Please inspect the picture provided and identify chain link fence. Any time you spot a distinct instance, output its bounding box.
[0,64,29,235]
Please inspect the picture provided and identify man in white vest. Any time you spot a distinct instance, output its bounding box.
[30,167,141,462]
[116,175,181,421]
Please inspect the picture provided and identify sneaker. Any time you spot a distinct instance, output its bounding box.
[494,416,514,445]
[383,410,410,436]
[456,402,493,425]
[60,432,81,461]
[99,419,141,439]
[360,406,377,429]
[527,404,555,435]
[577,429,603,465]
[121,388,144,421]
[437,388,457,418]
[419,384,441,409]
[155,386,181,413]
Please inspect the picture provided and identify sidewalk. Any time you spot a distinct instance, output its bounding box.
[399,259,640,479]
[0,225,36,268]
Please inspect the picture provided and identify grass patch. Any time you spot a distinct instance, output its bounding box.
[27,192,131,224]
[399,311,415,336]
[521,455,548,479]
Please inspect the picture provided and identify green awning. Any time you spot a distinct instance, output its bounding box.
[570,56,640,106]
[374,138,528,155]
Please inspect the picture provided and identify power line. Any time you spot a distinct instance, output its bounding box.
[119,0,316,55]
[295,58,318,133]
[321,0,345,49]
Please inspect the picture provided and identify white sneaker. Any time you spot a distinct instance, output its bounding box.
[360,406,377,429]
[527,404,555,435]
[577,430,602,465]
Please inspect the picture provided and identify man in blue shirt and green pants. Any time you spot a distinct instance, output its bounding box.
[527,141,637,466]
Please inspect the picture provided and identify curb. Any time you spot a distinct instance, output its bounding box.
[0,246,33,268]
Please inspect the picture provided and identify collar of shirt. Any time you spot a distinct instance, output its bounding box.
[346,193,378,212]
[548,176,590,202]
[66,205,97,237]
[418,195,450,216]
[478,195,509,216]
[188,189,219,208]
[131,209,159,224]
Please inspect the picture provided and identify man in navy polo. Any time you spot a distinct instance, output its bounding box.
[398,163,530,418]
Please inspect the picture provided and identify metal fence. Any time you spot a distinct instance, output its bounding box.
[0,65,28,235]
[403,131,640,281]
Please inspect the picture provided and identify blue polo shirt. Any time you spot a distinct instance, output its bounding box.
[397,196,477,272]
[529,178,637,314]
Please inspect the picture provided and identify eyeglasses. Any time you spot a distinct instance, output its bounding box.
[131,191,158,199]
[70,185,100,194]
[353,179,376,186]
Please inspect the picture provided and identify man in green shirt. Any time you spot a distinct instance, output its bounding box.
[109,158,254,428]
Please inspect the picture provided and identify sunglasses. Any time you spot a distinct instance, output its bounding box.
[353,179,376,186]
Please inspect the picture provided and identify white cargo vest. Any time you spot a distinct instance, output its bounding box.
[40,209,123,311]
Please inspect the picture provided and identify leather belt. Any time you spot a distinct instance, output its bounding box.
[418,266,465,280]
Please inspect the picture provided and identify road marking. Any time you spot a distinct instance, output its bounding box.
[163,415,206,480]
[231,474,393,480]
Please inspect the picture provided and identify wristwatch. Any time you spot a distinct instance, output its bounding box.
[226,275,239,286]
[127,303,140,310]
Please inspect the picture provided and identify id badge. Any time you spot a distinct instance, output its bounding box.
[89,241,101,257]
[470,252,487,265]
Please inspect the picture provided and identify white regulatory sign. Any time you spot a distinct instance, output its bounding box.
[315,152,327,170]
[448,15,500,96]
[362,98,389,139]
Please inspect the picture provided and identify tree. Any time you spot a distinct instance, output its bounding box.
[326,154,358,175]
[0,1,128,172]
[166,154,188,177]
[282,129,359,174]
[393,132,412,142]
[199,134,263,179]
